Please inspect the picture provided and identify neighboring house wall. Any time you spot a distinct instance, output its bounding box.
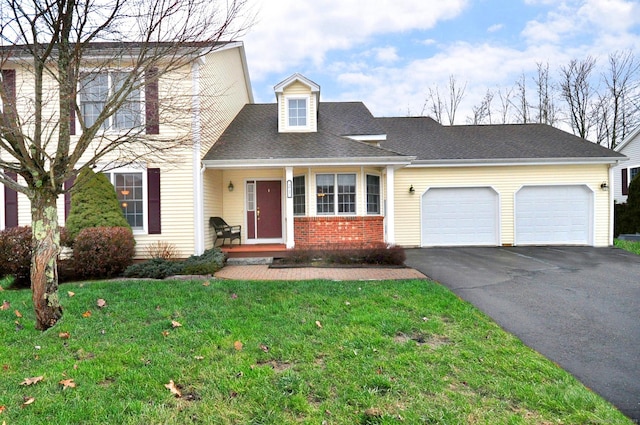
[613,129,640,204]
[394,163,612,247]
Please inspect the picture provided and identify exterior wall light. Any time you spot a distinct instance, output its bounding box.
[409,185,415,194]
[228,181,234,192]
[600,182,608,191]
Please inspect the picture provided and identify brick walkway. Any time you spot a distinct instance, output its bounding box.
[214,265,427,281]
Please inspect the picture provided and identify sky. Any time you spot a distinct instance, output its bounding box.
[240,0,640,124]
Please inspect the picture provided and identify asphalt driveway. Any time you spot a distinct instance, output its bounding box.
[404,246,640,422]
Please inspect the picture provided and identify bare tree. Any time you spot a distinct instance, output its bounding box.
[0,0,251,330]
[601,50,640,148]
[533,62,559,125]
[559,56,597,139]
[511,73,532,124]
[422,75,466,125]
[468,89,494,125]
[496,87,513,124]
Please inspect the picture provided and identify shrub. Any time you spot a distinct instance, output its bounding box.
[0,226,32,286]
[65,168,131,242]
[277,244,406,266]
[124,258,184,279]
[182,247,226,275]
[72,227,135,279]
[145,241,178,260]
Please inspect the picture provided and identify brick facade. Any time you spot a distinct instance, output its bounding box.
[294,216,384,249]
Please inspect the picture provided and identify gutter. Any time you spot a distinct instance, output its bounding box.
[202,156,415,169]
[406,156,628,168]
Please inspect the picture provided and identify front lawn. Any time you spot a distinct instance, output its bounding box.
[614,238,640,255]
[0,279,631,424]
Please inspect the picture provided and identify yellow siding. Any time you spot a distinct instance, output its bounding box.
[6,45,252,259]
[394,164,612,247]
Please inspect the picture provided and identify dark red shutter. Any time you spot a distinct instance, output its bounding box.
[147,168,161,234]
[64,178,74,220]
[4,172,18,228]
[622,168,629,196]
[1,69,16,121]
[145,68,159,135]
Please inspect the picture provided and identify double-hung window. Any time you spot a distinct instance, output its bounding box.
[287,98,307,127]
[103,170,145,230]
[631,167,640,182]
[80,71,142,131]
[316,174,356,215]
[293,175,306,215]
[366,174,381,214]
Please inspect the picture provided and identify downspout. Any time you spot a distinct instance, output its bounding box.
[609,163,616,246]
[192,58,205,255]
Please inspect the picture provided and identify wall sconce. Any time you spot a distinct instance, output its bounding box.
[409,185,415,194]
[228,181,234,192]
[120,189,129,196]
[600,182,608,191]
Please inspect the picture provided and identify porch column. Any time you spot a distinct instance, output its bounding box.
[192,58,205,255]
[386,166,396,245]
[285,166,295,248]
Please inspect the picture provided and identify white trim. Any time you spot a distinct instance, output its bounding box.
[285,167,295,248]
[609,165,615,246]
[407,157,626,167]
[243,178,285,244]
[203,157,413,168]
[192,59,205,255]
[274,73,320,94]
[347,134,387,142]
[103,166,148,235]
[283,95,311,132]
[614,126,640,152]
[385,166,395,245]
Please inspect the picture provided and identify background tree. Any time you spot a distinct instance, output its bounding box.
[0,0,251,330]
[422,75,466,125]
[559,56,597,139]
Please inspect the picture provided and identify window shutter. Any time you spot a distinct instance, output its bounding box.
[64,177,74,220]
[622,168,628,196]
[4,172,18,228]
[145,68,159,135]
[147,168,161,234]
[1,69,16,121]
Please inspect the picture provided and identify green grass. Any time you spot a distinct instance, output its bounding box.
[615,238,640,255]
[0,278,631,424]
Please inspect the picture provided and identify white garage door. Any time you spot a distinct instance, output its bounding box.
[515,185,593,245]
[421,187,499,246]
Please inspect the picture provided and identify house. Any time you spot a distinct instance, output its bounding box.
[0,41,253,258]
[203,73,626,249]
[612,126,640,204]
[1,56,626,256]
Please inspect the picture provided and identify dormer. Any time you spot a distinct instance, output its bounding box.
[274,73,320,133]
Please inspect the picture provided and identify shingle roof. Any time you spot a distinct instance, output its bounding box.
[377,117,625,162]
[203,102,407,162]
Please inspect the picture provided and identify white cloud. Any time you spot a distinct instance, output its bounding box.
[243,0,468,80]
[487,24,503,33]
[372,47,399,63]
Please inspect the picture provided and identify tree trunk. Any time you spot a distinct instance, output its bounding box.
[31,189,63,330]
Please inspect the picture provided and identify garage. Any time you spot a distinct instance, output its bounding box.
[421,187,499,246]
[515,185,593,245]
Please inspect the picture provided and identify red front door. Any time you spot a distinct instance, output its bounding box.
[252,180,282,239]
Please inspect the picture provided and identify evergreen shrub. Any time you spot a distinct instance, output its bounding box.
[65,168,131,242]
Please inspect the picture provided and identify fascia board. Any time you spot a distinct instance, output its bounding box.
[203,156,414,169]
[407,157,628,168]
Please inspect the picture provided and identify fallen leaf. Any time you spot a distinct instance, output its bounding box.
[171,320,182,328]
[161,330,170,337]
[82,310,91,318]
[96,299,107,308]
[2,364,8,371]
[202,281,210,286]
[59,379,76,389]
[194,355,204,360]
[0,405,5,413]
[259,344,269,353]
[164,380,182,398]
[233,340,243,351]
[19,376,43,386]
[0,301,9,310]
[58,332,70,339]
[315,320,323,328]
[67,291,75,297]
[21,397,35,407]
[0,284,3,290]
[230,293,238,299]
[14,310,22,318]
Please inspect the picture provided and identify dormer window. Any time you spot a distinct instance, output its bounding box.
[288,98,307,127]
